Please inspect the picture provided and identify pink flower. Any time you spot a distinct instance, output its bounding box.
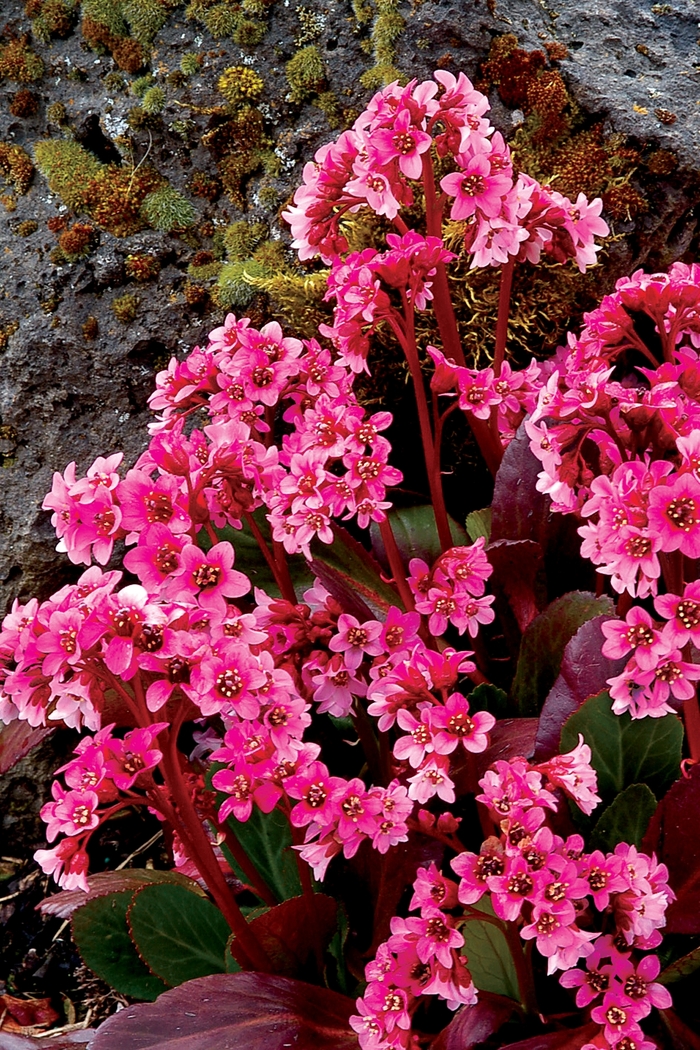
[370,106,432,180]
[534,734,602,815]
[441,153,511,221]
[172,542,250,620]
[648,472,700,557]
[329,614,384,670]
[429,693,495,754]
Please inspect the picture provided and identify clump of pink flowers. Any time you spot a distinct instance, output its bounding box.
[1,67,695,1049]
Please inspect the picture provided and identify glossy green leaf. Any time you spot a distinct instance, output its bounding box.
[560,690,683,803]
[589,783,658,852]
[461,897,519,1002]
[468,682,509,718]
[370,505,468,569]
[512,592,615,716]
[659,944,700,985]
[72,891,168,1000]
[312,524,398,617]
[465,508,492,544]
[127,883,230,986]
[223,804,303,904]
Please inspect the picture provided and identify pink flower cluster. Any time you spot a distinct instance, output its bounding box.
[517,264,700,596]
[283,73,606,273]
[35,722,166,890]
[352,743,673,1050]
[603,595,700,718]
[406,537,495,636]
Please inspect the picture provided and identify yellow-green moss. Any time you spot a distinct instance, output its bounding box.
[33,139,103,210]
[142,85,166,113]
[180,52,203,76]
[112,292,139,322]
[140,185,196,231]
[218,65,264,106]
[125,253,161,280]
[0,37,45,83]
[286,45,325,102]
[0,144,33,196]
[357,0,405,89]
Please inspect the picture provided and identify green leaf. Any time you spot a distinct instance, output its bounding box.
[589,783,658,852]
[310,524,399,617]
[127,883,230,986]
[224,805,303,904]
[325,903,352,995]
[370,505,468,569]
[466,508,492,544]
[72,891,168,1000]
[659,944,700,985]
[512,592,615,715]
[560,690,683,803]
[468,682,509,718]
[461,897,519,1002]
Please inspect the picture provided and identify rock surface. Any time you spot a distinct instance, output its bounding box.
[0,0,699,614]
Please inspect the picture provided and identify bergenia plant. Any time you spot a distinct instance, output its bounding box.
[2,69,699,1050]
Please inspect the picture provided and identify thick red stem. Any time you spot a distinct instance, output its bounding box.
[493,258,515,378]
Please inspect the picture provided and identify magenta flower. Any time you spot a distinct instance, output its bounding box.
[429,693,495,754]
[370,106,432,180]
[329,614,384,670]
[172,541,250,620]
[648,471,700,557]
[441,153,511,220]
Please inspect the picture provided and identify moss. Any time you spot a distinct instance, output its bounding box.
[57,221,96,258]
[223,220,266,259]
[82,0,128,37]
[315,90,341,129]
[169,118,196,140]
[125,253,160,280]
[0,144,33,196]
[83,164,163,236]
[166,69,186,88]
[131,73,155,97]
[286,44,325,102]
[184,281,209,308]
[187,169,220,201]
[103,70,127,92]
[16,219,38,236]
[233,18,266,46]
[82,315,99,340]
[122,0,170,45]
[204,4,239,37]
[218,65,264,106]
[140,184,196,231]
[180,52,203,76]
[188,259,221,280]
[111,292,138,322]
[111,38,146,73]
[142,85,166,114]
[67,66,88,81]
[203,106,267,208]
[358,0,405,89]
[33,139,103,211]
[46,101,68,123]
[9,89,38,118]
[216,258,266,308]
[0,320,19,350]
[31,0,77,41]
[257,183,278,210]
[0,37,45,84]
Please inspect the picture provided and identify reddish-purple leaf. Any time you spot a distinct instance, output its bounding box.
[643,764,700,933]
[429,992,516,1050]
[237,894,338,977]
[0,721,53,776]
[90,973,357,1050]
[497,1023,599,1050]
[534,615,626,761]
[474,719,539,782]
[39,869,204,919]
[660,1007,700,1050]
[490,425,551,544]
[487,539,544,633]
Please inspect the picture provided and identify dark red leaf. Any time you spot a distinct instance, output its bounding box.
[429,992,516,1050]
[643,764,700,933]
[308,558,377,623]
[242,894,338,976]
[533,615,626,761]
[498,1023,599,1050]
[487,539,544,633]
[0,721,53,776]
[39,869,205,919]
[475,719,539,782]
[491,425,552,545]
[660,1007,700,1050]
[90,973,357,1050]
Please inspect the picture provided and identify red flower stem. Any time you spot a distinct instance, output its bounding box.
[421,153,466,368]
[272,539,298,605]
[282,801,325,974]
[352,696,384,786]
[213,819,278,908]
[244,511,297,604]
[157,726,274,971]
[683,693,700,762]
[493,258,515,379]
[502,919,539,1015]
[378,515,415,612]
[400,294,453,553]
